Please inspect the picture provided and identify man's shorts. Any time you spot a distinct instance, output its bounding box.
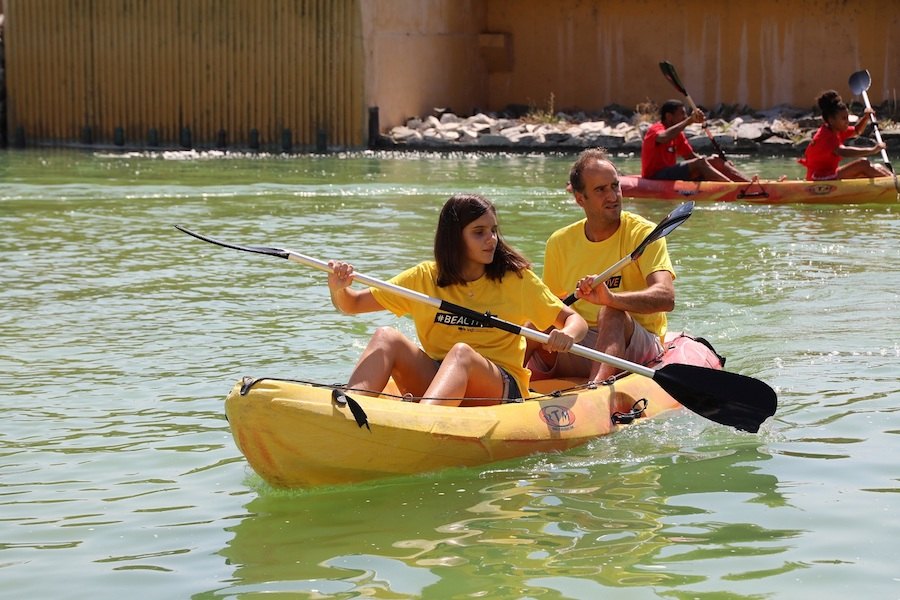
[648,162,692,181]
[528,321,664,380]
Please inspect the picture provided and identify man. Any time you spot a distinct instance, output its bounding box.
[528,149,674,383]
[641,99,749,182]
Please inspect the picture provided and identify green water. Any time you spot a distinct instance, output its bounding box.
[2,149,899,599]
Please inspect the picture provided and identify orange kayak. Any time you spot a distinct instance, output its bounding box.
[620,175,899,205]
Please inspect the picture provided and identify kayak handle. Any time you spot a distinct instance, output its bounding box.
[737,180,770,199]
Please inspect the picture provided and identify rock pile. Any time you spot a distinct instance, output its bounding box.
[382,106,900,155]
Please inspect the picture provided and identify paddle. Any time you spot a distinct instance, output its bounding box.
[848,69,895,174]
[659,60,729,162]
[562,201,693,305]
[175,224,777,433]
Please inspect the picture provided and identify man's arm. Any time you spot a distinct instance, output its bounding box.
[575,270,674,314]
[655,108,704,146]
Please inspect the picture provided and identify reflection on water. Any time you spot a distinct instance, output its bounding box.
[217,422,794,597]
[3,149,900,599]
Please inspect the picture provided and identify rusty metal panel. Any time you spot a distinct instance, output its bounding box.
[3,0,365,149]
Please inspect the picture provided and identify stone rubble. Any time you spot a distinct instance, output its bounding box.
[381,105,900,155]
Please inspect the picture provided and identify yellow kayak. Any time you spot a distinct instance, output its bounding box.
[225,334,724,488]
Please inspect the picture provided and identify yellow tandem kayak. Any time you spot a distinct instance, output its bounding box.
[225,334,725,488]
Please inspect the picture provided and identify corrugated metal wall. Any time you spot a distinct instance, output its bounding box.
[3,0,364,151]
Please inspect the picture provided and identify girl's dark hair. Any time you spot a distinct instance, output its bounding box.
[434,193,530,287]
[816,89,847,121]
[569,147,616,194]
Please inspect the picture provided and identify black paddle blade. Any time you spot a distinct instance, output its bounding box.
[562,201,694,306]
[174,225,290,259]
[657,201,694,236]
[848,69,871,95]
[659,61,688,96]
[652,363,777,433]
[633,201,694,259]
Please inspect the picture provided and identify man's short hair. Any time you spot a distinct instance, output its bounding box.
[660,100,684,119]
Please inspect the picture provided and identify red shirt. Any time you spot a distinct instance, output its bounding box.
[799,125,856,180]
[641,122,694,178]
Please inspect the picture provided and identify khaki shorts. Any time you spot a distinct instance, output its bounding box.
[528,321,664,380]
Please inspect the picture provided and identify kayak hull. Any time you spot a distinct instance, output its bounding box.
[620,175,899,205]
[225,334,723,488]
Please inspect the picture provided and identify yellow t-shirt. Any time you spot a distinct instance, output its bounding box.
[370,261,564,398]
[542,211,674,338]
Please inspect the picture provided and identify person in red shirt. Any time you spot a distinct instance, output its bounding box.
[799,90,891,180]
[641,100,750,182]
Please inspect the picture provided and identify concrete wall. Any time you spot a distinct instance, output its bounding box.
[365,0,899,130]
[484,0,899,113]
[361,0,488,130]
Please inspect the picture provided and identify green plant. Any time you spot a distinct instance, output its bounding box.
[523,93,560,124]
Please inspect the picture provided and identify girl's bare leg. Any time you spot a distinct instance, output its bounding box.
[837,158,892,179]
[421,343,505,407]
[347,327,438,396]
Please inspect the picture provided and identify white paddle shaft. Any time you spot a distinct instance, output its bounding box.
[283,250,657,378]
[860,90,891,165]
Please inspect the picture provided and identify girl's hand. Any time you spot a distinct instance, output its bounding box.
[327,260,355,290]
[544,329,575,353]
[860,107,876,125]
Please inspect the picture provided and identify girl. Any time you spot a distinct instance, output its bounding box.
[328,193,587,407]
[800,89,891,180]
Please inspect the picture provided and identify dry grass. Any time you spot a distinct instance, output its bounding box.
[523,93,561,124]
[632,100,658,125]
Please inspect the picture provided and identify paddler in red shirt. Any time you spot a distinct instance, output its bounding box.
[799,89,891,180]
[641,99,750,182]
